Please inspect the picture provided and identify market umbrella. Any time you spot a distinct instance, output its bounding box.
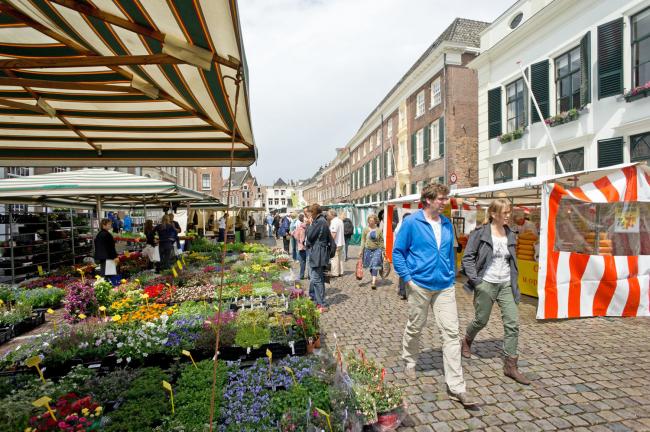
[0,0,255,166]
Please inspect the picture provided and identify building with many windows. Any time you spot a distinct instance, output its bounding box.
[472,0,650,185]
[222,169,264,208]
[196,168,223,199]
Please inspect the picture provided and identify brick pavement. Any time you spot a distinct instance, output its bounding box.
[311,244,650,432]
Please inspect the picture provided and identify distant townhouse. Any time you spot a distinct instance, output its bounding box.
[222,169,264,208]
[472,0,650,185]
[265,178,300,213]
[196,168,224,199]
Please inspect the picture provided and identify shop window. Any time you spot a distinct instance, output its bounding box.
[518,157,536,179]
[555,47,581,112]
[493,160,513,183]
[632,7,650,88]
[554,198,650,256]
[631,132,650,162]
[555,147,584,173]
[506,78,526,132]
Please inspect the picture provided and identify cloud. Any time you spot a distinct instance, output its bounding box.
[238,0,513,184]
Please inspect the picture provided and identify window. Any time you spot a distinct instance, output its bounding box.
[375,156,380,182]
[430,120,440,159]
[509,12,523,29]
[506,78,526,132]
[280,190,285,195]
[518,158,536,179]
[555,47,581,112]
[632,8,650,88]
[415,129,424,165]
[399,106,406,129]
[52,167,67,173]
[202,173,211,190]
[431,78,441,107]
[7,167,29,177]
[399,138,408,168]
[554,147,584,173]
[281,198,286,205]
[376,130,381,148]
[631,132,650,162]
[415,90,425,117]
[493,160,513,183]
[387,118,393,138]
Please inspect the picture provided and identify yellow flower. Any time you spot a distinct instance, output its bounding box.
[99,306,106,312]
[135,279,140,284]
[141,293,149,299]
[78,313,87,320]
[120,279,127,284]
[95,406,103,414]
[82,408,89,415]
[46,308,54,314]
[46,284,53,288]
[95,275,101,279]
[112,315,121,322]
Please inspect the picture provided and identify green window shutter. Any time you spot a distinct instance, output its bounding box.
[411,183,417,194]
[488,87,502,139]
[580,31,591,106]
[423,126,430,162]
[439,116,445,157]
[598,137,624,167]
[365,163,369,184]
[530,60,549,123]
[598,19,623,99]
[410,133,417,167]
[383,151,388,176]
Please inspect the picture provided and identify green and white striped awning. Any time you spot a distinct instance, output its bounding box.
[0,0,255,166]
[0,168,215,209]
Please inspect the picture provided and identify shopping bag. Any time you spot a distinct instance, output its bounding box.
[153,245,161,262]
[355,258,364,280]
[104,259,117,276]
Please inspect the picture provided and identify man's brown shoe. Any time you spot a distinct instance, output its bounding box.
[503,356,531,385]
[446,385,479,408]
[461,335,473,359]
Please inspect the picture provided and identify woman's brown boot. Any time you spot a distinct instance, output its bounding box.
[503,356,531,385]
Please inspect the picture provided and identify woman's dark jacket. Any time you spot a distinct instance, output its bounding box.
[156,223,178,246]
[94,229,117,261]
[145,230,156,246]
[306,214,331,268]
[461,224,520,303]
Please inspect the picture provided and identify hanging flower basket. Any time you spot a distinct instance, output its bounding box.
[624,81,650,102]
[545,108,580,127]
[498,128,525,144]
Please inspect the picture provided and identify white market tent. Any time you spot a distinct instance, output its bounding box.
[0,0,255,167]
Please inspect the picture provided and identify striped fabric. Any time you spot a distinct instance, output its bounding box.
[0,168,207,208]
[537,165,650,319]
[0,0,254,166]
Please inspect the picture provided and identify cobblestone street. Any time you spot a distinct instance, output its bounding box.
[306,244,650,432]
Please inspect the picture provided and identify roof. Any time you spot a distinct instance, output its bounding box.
[0,0,255,167]
[358,18,489,130]
[273,178,287,187]
[0,168,207,209]
[228,170,249,186]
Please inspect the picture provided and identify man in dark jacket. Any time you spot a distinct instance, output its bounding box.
[342,213,354,261]
[94,218,118,276]
[278,214,291,253]
[305,204,330,311]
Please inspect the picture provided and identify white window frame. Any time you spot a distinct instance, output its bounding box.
[399,107,406,129]
[202,173,211,190]
[431,78,441,108]
[387,119,393,139]
[376,130,381,148]
[430,120,440,160]
[399,138,408,168]
[386,149,393,177]
[415,91,425,118]
[416,129,424,165]
[375,156,380,182]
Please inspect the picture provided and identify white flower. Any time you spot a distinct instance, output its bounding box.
[143,353,148,357]
[117,358,123,364]
[126,357,131,363]
[117,342,123,348]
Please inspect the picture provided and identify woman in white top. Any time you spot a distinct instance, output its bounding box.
[460,198,531,385]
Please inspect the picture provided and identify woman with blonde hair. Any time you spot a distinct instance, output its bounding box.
[359,214,384,289]
[461,198,530,385]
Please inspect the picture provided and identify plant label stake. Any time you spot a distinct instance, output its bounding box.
[124,250,130,258]
[182,350,197,368]
[98,306,107,320]
[283,366,297,385]
[77,268,85,284]
[162,380,175,414]
[176,260,183,270]
[26,356,46,384]
[266,348,272,378]
[172,267,178,278]
[37,265,44,276]
[315,407,333,432]
[141,293,149,306]
[181,255,186,265]
[47,309,56,331]
[33,396,56,421]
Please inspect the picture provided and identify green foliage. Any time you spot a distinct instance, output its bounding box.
[290,297,319,338]
[17,287,65,308]
[0,302,31,326]
[168,360,230,431]
[103,367,170,432]
[235,309,270,348]
[0,376,58,432]
[190,237,222,253]
[79,368,142,406]
[270,377,332,421]
[0,284,15,304]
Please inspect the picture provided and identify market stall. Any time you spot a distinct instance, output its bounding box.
[537,164,650,319]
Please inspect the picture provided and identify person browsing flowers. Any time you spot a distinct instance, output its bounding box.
[359,214,383,289]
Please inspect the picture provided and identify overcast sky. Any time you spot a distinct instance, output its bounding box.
[238,0,514,185]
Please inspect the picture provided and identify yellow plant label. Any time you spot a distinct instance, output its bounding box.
[283,366,297,385]
[26,356,41,367]
[37,265,44,276]
[32,396,51,408]
[181,255,186,265]
[181,350,197,368]
[162,380,175,414]
[124,250,130,257]
[176,260,183,270]
[162,380,172,391]
[266,349,272,361]
[172,268,178,278]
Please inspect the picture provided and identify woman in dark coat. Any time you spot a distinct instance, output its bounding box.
[305,204,331,311]
[156,214,178,271]
[94,218,118,276]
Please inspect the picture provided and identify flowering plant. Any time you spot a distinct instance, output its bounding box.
[544,108,579,127]
[63,281,97,323]
[21,275,72,290]
[117,303,178,324]
[624,80,650,99]
[93,277,113,308]
[27,392,102,432]
[109,297,140,315]
[142,283,175,303]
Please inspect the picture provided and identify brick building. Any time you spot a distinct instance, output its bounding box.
[305,18,487,205]
[221,169,264,208]
[196,168,223,199]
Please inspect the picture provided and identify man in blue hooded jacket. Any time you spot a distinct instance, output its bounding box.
[393,183,477,407]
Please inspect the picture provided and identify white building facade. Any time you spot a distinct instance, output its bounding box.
[473,0,650,185]
[265,179,297,213]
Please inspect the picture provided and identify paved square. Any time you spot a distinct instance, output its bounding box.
[314,245,650,431]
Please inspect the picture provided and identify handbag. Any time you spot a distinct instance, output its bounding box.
[355,257,364,280]
[380,251,391,279]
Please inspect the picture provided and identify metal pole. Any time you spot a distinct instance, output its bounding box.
[9,209,15,284]
[70,208,76,265]
[45,206,50,272]
[518,61,566,174]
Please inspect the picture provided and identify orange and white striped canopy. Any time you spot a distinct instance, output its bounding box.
[538,165,650,319]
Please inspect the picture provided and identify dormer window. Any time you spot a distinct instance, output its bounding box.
[510,12,523,29]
